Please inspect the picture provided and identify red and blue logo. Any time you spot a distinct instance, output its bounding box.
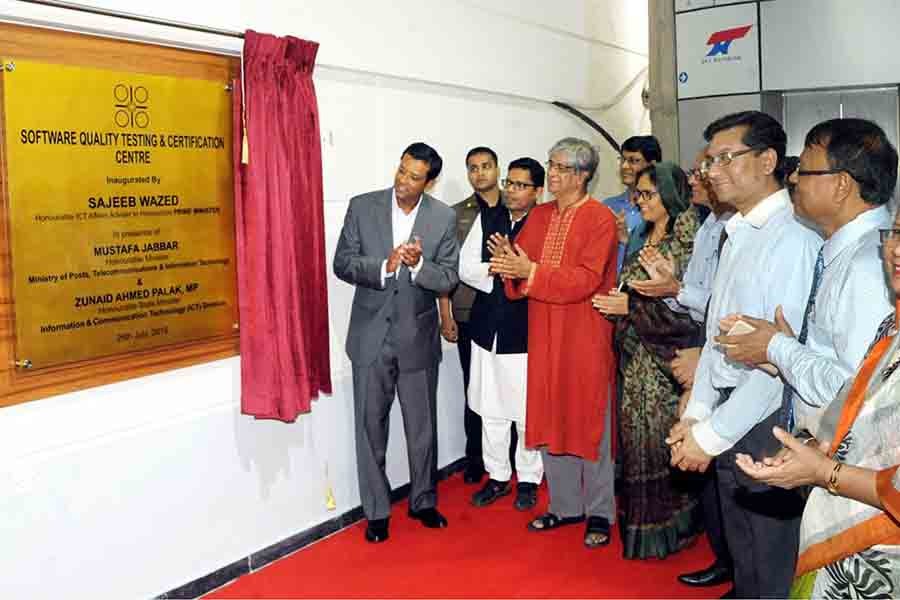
[706,25,752,57]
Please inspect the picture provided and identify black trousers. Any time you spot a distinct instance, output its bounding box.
[701,461,732,569]
[715,389,802,598]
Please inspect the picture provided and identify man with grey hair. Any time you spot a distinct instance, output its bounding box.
[490,137,619,549]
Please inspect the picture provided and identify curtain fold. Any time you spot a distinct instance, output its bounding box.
[233,30,331,422]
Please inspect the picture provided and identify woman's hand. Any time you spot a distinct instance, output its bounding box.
[671,347,701,387]
[734,427,834,490]
[592,288,629,315]
[628,247,679,298]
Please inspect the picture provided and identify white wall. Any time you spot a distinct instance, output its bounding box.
[762,0,900,91]
[0,2,648,598]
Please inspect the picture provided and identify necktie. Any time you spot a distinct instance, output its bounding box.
[702,228,729,327]
[716,227,729,259]
[782,248,825,431]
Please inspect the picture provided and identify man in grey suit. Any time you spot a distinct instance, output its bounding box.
[334,142,460,543]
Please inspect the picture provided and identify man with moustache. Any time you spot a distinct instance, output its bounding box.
[629,149,736,592]
[491,138,618,549]
[334,142,459,544]
[439,146,504,485]
[603,136,662,273]
[716,118,894,439]
[666,111,822,598]
[459,158,545,510]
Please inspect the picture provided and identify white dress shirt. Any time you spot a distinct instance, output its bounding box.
[665,209,732,322]
[767,206,893,434]
[380,189,423,286]
[683,189,823,456]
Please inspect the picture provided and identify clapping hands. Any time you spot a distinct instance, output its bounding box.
[488,233,533,280]
[628,247,680,298]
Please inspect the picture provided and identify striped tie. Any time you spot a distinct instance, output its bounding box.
[782,248,825,431]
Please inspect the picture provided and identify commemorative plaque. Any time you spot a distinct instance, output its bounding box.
[2,59,237,368]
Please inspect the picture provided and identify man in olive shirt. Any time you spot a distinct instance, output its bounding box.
[439,146,503,483]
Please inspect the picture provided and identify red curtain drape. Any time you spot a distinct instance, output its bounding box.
[233,30,332,422]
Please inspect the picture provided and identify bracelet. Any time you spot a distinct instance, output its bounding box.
[826,461,843,495]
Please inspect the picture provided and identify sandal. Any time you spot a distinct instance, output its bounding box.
[584,516,611,548]
[527,512,585,532]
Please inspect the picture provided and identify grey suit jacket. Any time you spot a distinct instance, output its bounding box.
[333,188,459,371]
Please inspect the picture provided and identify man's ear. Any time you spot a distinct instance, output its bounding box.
[762,148,778,176]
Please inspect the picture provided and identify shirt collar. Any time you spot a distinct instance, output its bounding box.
[392,189,423,218]
[725,188,790,235]
[509,208,529,224]
[823,205,892,266]
[704,209,735,227]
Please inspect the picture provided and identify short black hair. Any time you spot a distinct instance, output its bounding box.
[507,157,545,188]
[621,135,662,163]
[804,118,898,207]
[703,111,789,183]
[465,146,498,167]
[402,142,443,182]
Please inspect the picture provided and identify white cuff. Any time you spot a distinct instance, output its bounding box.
[692,420,733,456]
[682,396,713,423]
[381,260,395,288]
[766,332,796,369]
[409,256,424,280]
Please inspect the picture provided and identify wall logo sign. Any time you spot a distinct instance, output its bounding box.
[703,25,752,63]
[113,83,150,128]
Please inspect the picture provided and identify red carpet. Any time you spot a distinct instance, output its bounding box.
[207,473,730,598]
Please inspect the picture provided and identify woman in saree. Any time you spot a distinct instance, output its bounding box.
[735,207,900,598]
[593,161,703,559]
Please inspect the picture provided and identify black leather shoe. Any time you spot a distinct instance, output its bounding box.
[513,482,538,511]
[471,479,511,507]
[364,518,389,543]
[463,461,485,484]
[677,563,733,587]
[408,507,448,528]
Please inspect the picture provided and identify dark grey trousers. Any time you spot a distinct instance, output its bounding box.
[701,461,733,569]
[716,453,802,598]
[352,335,439,521]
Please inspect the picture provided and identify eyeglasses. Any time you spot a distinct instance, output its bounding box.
[501,178,538,191]
[795,168,873,190]
[686,167,706,181]
[633,189,660,203]
[879,228,900,245]
[700,146,763,175]
[795,168,845,177]
[546,160,577,175]
[617,155,646,166]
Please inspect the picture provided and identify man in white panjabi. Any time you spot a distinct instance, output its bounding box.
[459,157,545,510]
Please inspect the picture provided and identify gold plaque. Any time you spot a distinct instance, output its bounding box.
[2,59,236,368]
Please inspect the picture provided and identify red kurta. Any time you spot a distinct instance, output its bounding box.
[505,197,618,460]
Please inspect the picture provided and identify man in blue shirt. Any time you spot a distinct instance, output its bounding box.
[602,135,661,273]
[667,111,822,598]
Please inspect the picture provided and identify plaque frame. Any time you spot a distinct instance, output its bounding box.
[0,23,240,407]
